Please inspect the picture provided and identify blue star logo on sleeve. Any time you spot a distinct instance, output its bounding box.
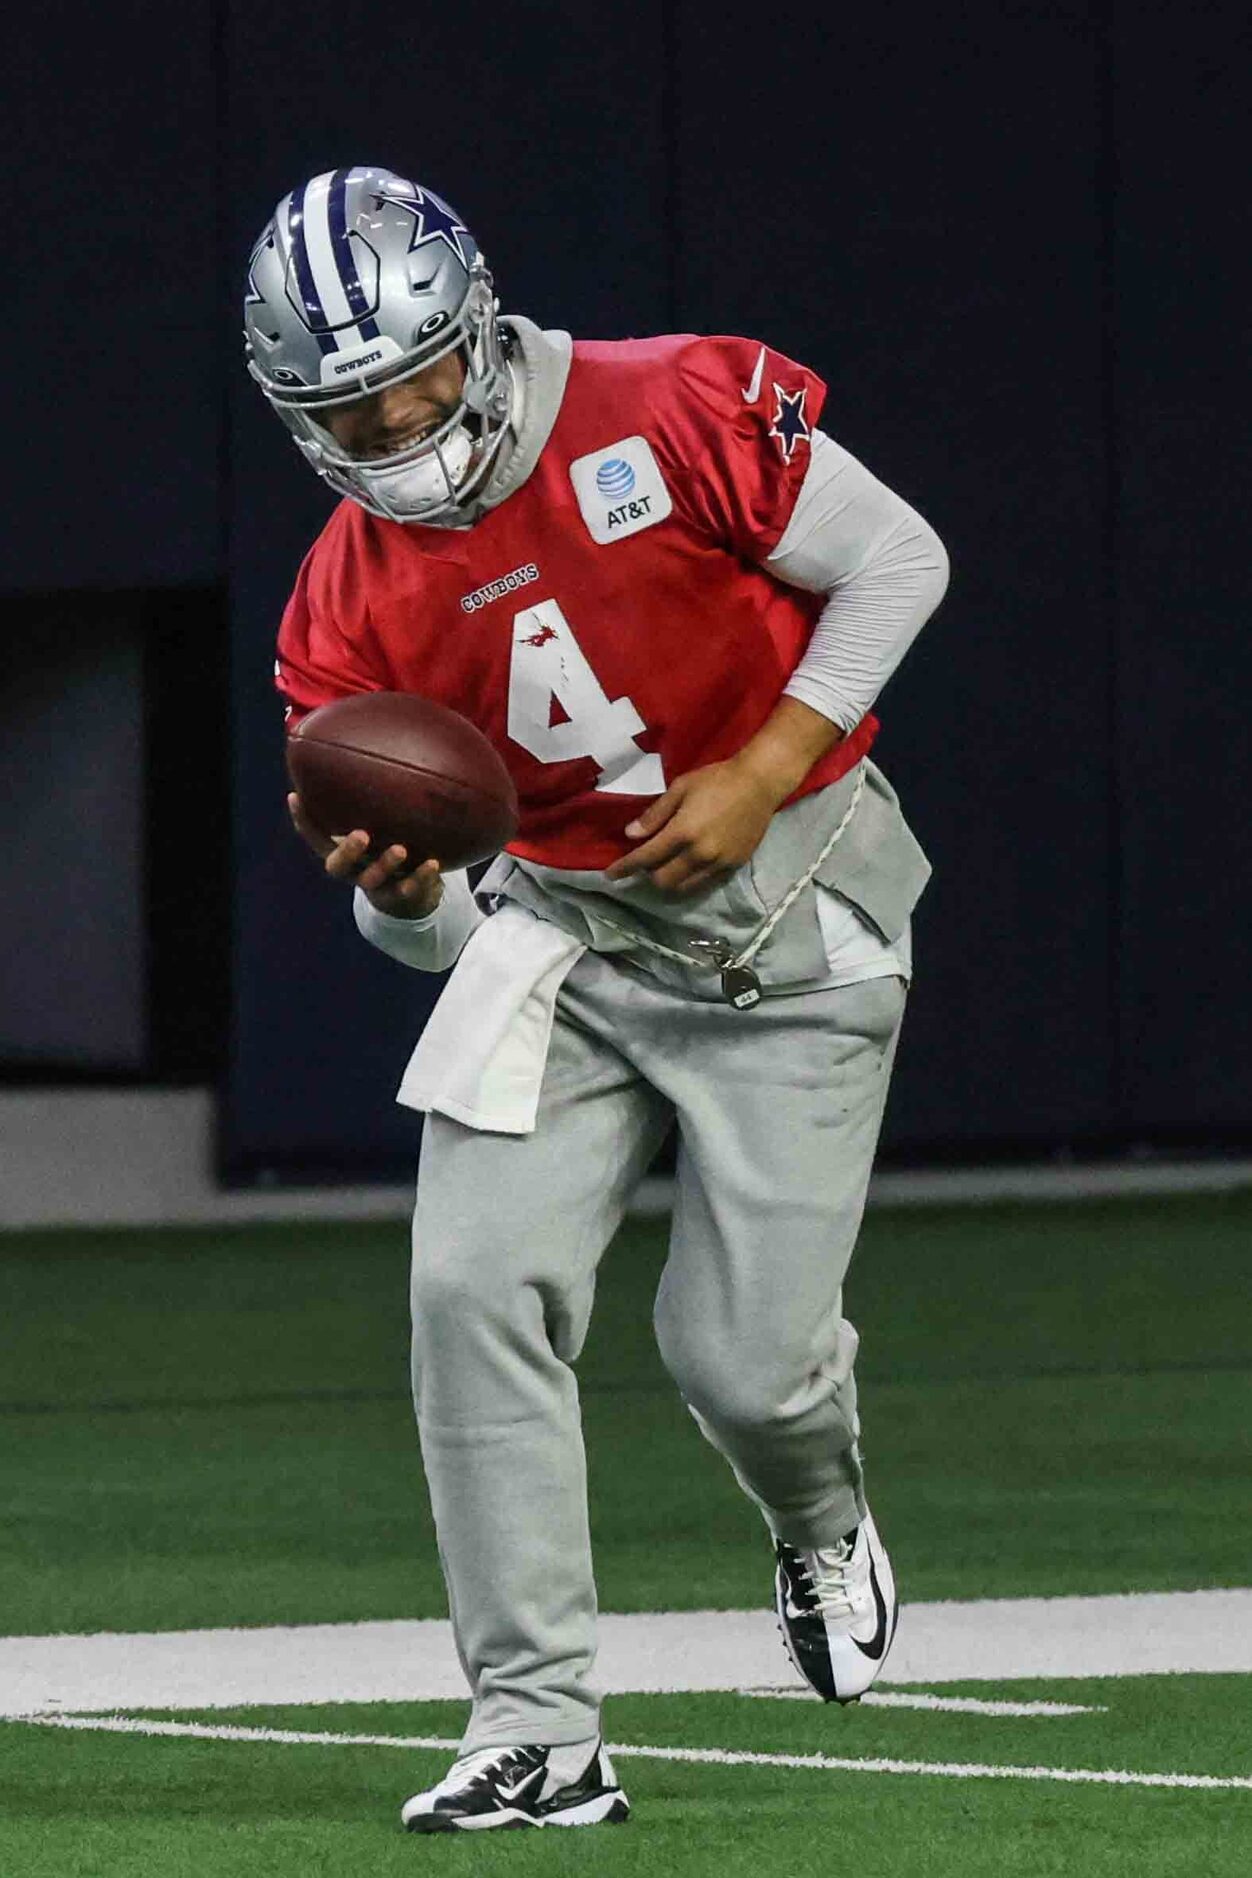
[769,384,812,462]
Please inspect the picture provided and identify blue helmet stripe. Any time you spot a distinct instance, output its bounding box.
[287,181,337,356]
[328,169,381,342]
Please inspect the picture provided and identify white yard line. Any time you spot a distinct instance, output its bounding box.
[3,1589,1249,1719]
[740,1688,1105,1717]
[19,1714,1252,1794]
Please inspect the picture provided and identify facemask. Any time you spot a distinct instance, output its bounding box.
[363,424,475,521]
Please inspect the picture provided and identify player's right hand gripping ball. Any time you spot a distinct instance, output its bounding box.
[285,693,518,870]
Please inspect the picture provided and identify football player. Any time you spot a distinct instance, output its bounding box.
[246,166,949,1832]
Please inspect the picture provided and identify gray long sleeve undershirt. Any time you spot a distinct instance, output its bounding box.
[767,430,949,730]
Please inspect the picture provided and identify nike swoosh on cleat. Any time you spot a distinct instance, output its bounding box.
[495,1770,546,1805]
[852,1555,890,1661]
[741,344,766,403]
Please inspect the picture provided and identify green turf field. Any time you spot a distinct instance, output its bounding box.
[3,1192,1250,1872]
[7,1680,1250,1877]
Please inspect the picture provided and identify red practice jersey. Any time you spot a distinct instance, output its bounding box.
[276,333,878,869]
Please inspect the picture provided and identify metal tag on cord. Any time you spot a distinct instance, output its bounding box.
[721,965,763,1009]
[686,937,764,1011]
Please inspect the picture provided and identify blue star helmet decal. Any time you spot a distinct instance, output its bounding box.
[372,182,472,267]
[244,223,276,308]
[769,383,811,462]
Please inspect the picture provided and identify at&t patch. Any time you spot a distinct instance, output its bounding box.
[568,435,673,544]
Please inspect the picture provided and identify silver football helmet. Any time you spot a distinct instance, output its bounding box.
[243,167,513,524]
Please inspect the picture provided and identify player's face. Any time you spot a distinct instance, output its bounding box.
[319,353,467,461]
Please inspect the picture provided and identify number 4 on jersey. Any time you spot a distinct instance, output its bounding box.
[507,599,665,795]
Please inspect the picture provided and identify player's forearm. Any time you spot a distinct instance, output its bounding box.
[767,430,950,731]
[353,874,484,972]
[731,695,847,803]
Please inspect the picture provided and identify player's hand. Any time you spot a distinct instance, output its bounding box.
[603,758,783,895]
[286,793,443,919]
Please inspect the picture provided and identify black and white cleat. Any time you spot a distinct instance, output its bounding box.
[401,1739,629,1833]
[775,1509,899,1704]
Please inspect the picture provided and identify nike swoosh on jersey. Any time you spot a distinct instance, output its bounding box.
[741,345,766,403]
[852,1555,890,1661]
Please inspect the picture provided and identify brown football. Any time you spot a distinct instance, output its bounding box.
[286,692,518,870]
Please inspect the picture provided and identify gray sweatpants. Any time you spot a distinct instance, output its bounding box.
[409,946,906,1751]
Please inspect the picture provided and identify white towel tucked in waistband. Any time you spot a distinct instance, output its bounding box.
[395,903,586,1134]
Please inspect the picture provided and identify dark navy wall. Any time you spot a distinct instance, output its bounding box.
[2,4,1246,1166]
[1,606,146,1067]
[1111,6,1251,1134]
[0,4,220,588]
